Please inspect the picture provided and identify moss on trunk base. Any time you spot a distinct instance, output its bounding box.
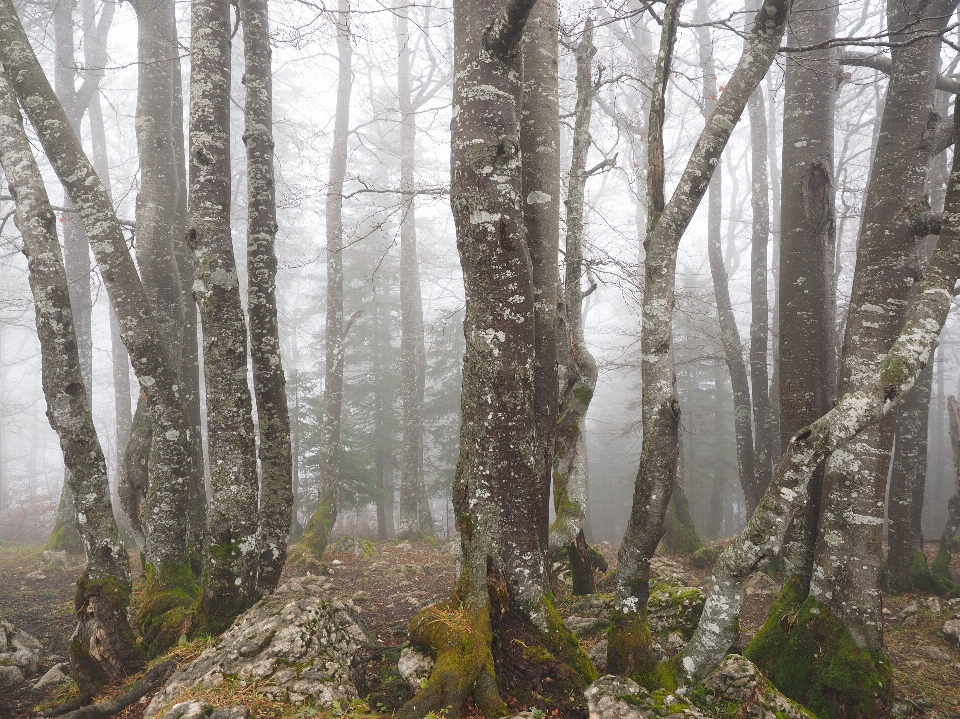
[138,561,198,657]
[744,577,892,719]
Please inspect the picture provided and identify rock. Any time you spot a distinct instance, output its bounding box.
[650,557,696,587]
[210,707,252,719]
[696,654,816,719]
[568,596,610,618]
[397,646,434,691]
[943,619,960,646]
[744,572,780,597]
[648,584,705,640]
[333,536,380,558]
[0,665,24,691]
[396,541,412,551]
[144,575,365,718]
[564,615,607,638]
[0,617,42,680]
[897,602,922,627]
[587,639,607,674]
[25,571,46,580]
[34,663,70,690]
[165,700,213,719]
[585,675,706,718]
[925,597,942,617]
[944,597,960,618]
[442,541,457,555]
[919,645,951,662]
[41,550,75,569]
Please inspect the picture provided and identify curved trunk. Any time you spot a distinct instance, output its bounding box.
[609,0,789,677]
[0,70,144,691]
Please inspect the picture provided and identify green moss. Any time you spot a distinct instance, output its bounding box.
[691,547,718,569]
[572,385,593,407]
[744,576,892,718]
[541,594,598,683]
[45,519,84,556]
[907,548,956,597]
[70,572,144,686]
[606,608,656,682]
[662,490,704,557]
[931,539,955,586]
[138,560,198,657]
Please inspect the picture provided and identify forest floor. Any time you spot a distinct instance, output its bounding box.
[2,538,960,719]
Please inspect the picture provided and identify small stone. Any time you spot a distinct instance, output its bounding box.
[919,645,951,662]
[209,706,251,719]
[34,663,70,690]
[331,560,343,566]
[41,550,75,569]
[396,541,412,551]
[744,572,780,597]
[165,700,212,719]
[398,646,434,690]
[942,619,960,646]
[564,615,607,638]
[925,597,942,617]
[0,665,24,691]
[587,639,607,674]
[25,571,46,580]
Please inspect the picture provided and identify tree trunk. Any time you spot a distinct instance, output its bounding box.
[397,1,596,715]
[373,276,394,541]
[240,0,293,594]
[395,0,435,541]
[609,0,790,678]
[300,0,352,558]
[549,18,607,589]
[681,118,960,687]
[776,0,838,586]
[189,0,261,632]
[809,0,957,653]
[0,69,144,691]
[0,0,196,651]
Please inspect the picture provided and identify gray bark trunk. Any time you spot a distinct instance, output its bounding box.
[680,113,960,679]
[189,0,261,630]
[776,0,838,585]
[0,68,144,689]
[809,0,958,651]
[609,0,790,676]
[396,0,434,540]
[302,0,352,558]
[240,0,293,594]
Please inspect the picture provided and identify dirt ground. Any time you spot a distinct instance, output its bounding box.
[2,539,960,719]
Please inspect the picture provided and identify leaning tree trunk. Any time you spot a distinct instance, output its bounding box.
[0,69,144,693]
[240,0,293,594]
[808,0,958,655]
[189,0,262,633]
[942,395,960,543]
[776,0,838,587]
[0,0,196,652]
[608,0,790,679]
[696,0,759,515]
[679,102,960,694]
[549,18,607,592]
[300,0,352,559]
[396,1,597,716]
[396,0,435,540]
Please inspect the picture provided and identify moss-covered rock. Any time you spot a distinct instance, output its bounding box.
[744,577,892,719]
[690,547,718,569]
[690,654,816,718]
[584,674,706,718]
[648,583,705,641]
[334,536,381,558]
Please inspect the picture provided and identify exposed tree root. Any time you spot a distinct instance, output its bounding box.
[51,660,175,719]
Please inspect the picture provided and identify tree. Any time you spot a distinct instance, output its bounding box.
[608,0,790,677]
[396,0,597,715]
[0,67,144,694]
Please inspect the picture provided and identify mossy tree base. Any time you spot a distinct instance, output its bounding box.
[46,518,85,556]
[662,487,704,557]
[606,609,657,682]
[744,577,893,719]
[397,567,597,719]
[70,572,145,696]
[138,562,198,657]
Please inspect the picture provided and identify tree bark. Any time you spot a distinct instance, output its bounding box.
[680,114,960,682]
[397,1,596,715]
[809,0,958,652]
[240,0,293,594]
[0,0,195,646]
[609,0,790,678]
[189,0,261,632]
[696,0,759,515]
[776,0,838,585]
[521,0,560,553]
[396,0,435,540]
[549,18,604,590]
[301,0,353,558]
[0,69,144,690]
